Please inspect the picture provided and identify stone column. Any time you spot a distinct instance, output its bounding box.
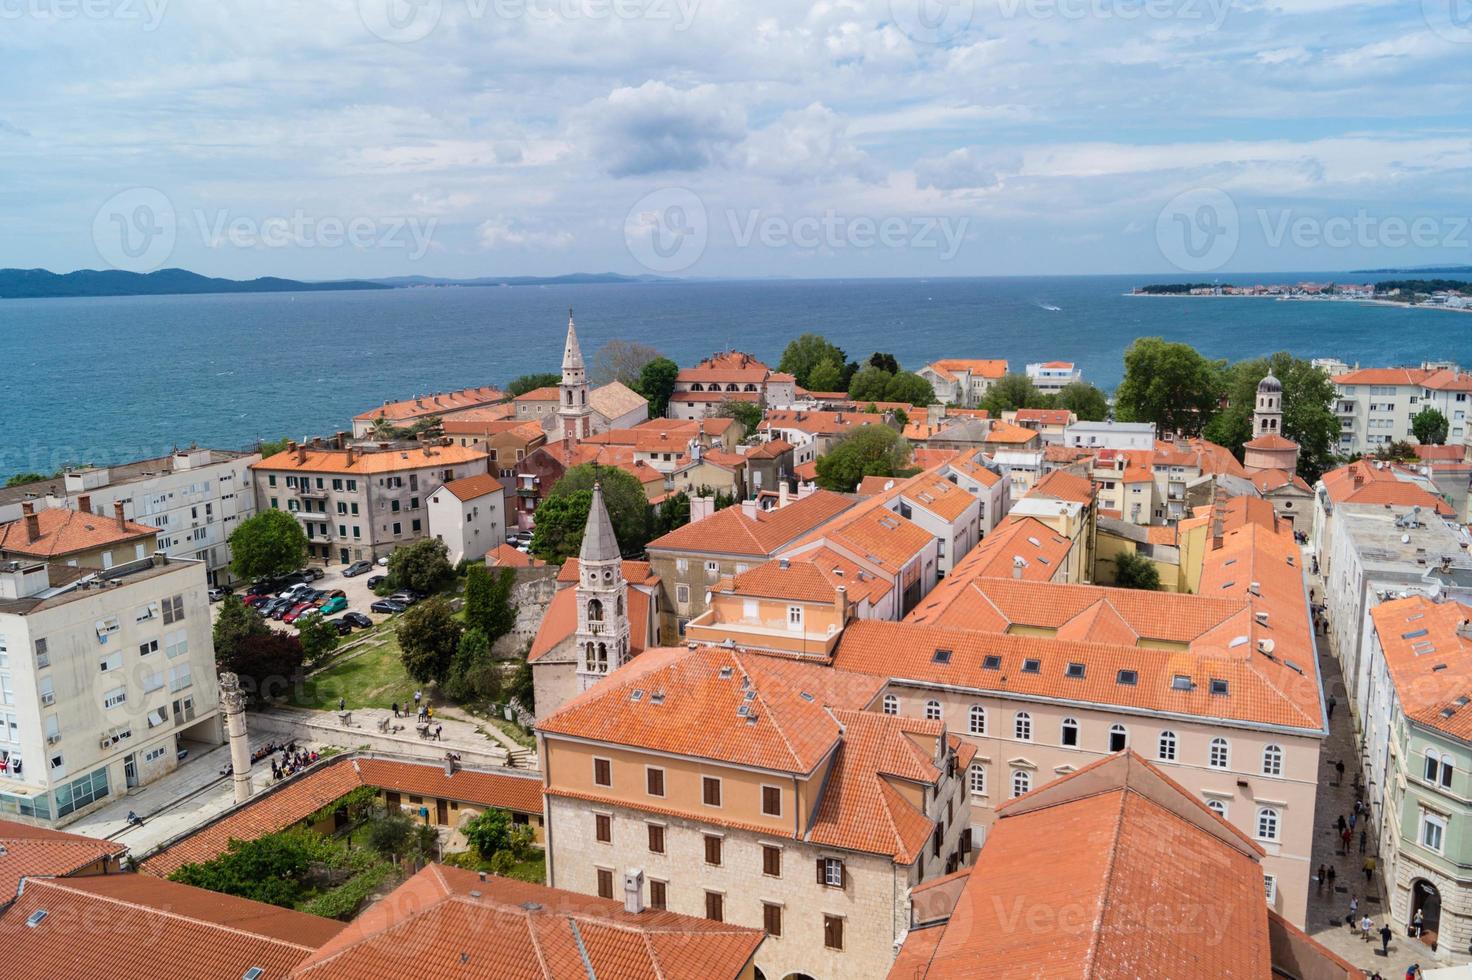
[219,672,252,804]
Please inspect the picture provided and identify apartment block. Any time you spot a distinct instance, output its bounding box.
[1023,360,1082,395]
[425,473,505,565]
[916,359,1007,408]
[0,554,220,827]
[351,385,507,438]
[251,438,489,564]
[1332,364,1472,454]
[537,646,972,980]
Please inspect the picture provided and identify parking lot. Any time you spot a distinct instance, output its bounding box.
[213,559,400,634]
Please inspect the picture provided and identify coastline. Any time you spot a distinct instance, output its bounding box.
[1124,292,1472,314]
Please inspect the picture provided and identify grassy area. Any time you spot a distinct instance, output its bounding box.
[485,716,536,749]
[442,848,546,884]
[291,626,416,711]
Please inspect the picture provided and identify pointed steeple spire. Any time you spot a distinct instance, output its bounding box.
[563,308,585,373]
[580,481,621,563]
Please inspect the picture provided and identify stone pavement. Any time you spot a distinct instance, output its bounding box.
[1303,552,1434,978]
[253,702,537,770]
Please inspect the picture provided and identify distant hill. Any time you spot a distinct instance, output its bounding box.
[1351,265,1472,275]
[369,272,670,287]
[0,268,392,299]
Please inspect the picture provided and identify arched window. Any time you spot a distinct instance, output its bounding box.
[1256,806,1280,842]
[690,383,703,392]
[882,694,898,716]
[744,383,758,392]
[1108,724,1128,753]
[1014,712,1032,741]
[1060,717,1079,746]
[1262,744,1283,777]
[1011,770,1031,798]
[1209,737,1230,770]
[969,764,986,796]
[968,705,986,735]
[587,598,603,622]
[1425,748,1453,788]
[924,700,942,721]
[595,643,608,670]
[1424,748,1440,782]
[726,383,739,392]
[1158,730,1177,762]
[616,595,624,617]
[1206,798,1227,818]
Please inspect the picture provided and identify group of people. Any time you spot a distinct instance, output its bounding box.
[270,743,320,781]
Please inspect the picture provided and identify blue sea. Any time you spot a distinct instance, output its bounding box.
[3,273,1471,480]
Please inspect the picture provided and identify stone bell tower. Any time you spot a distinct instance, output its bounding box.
[559,308,593,444]
[574,482,630,691]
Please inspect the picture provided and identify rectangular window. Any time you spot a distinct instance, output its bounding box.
[763,903,783,937]
[595,813,611,843]
[597,868,613,899]
[167,665,192,693]
[646,767,665,797]
[142,671,164,694]
[762,844,781,877]
[647,823,665,854]
[162,594,185,625]
[649,879,667,910]
[818,857,845,888]
[705,891,724,922]
[704,835,722,866]
[1422,812,1446,853]
[98,650,122,673]
[702,776,722,807]
[103,687,127,709]
[761,785,781,816]
[593,758,611,787]
[823,914,845,951]
[676,584,690,604]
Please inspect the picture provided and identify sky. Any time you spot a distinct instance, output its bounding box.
[3,0,1471,279]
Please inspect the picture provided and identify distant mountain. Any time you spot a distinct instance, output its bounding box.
[1351,265,1472,275]
[369,272,671,287]
[0,267,392,299]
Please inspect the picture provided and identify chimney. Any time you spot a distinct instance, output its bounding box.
[835,584,849,623]
[779,481,790,508]
[345,446,357,467]
[741,499,759,520]
[21,503,40,543]
[1248,581,1261,596]
[77,494,92,515]
[296,442,307,465]
[113,501,127,531]
[623,868,646,915]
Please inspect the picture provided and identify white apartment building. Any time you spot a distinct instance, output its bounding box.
[426,474,506,566]
[0,449,260,587]
[1062,421,1156,450]
[1024,360,1082,395]
[0,554,220,827]
[1332,365,1472,454]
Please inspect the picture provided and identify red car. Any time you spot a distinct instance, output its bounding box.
[281,602,316,624]
[241,593,268,607]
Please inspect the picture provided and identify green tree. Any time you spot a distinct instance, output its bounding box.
[778,333,848,390]
[1413,407,1450,446]
[1374,440,1419,463]
[396,597,462,685]
[464,807,514,860]
[530,489,592,563]
[806,358,844,394]
[229,510,309,583]
[1201,352,1339,482]
[506,372,562,397]
[366,810,416,857]
[540,464,651,559]
[462,564,495,636]
[295,612,339,665]
[815,426,912,492]
[1113,550,1161,591]
[3,472,52,488]
[715,399,764,435]
[635,356,680,419]
[885,371,935,407]
[169,828,330,907]
[1113,337,1224,437]
[256,437,291,458]
[1055,382,1110,421]
[867,352,900,374]
[387,537,453,595]
[980,373,1044,416]
[847,365,893,402]
[592,339,660,387]
[220,631,305,704]
[444,627,501,703]
[652,490,692,537]
[212,596,270,669]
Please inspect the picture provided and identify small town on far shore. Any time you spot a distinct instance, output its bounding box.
[6,313,1472,978]
[1134,278,1472,311]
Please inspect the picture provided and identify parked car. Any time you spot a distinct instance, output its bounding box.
[388,591,421,606]
[283,602,318,624]
[302,567,325,581]
[245,581,276,596]
[342,611,373,630]
[279,571,311,587]
[329,617,353,636]
[376,556,390,567]
[366,576,386,589]
[370,599,407,615]
[241,593,269,607]
[207,587,230,602]
[318,596,348,615]
[342,560,374,577]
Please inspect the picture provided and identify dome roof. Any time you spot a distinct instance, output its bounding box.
[1257,373,1282,393]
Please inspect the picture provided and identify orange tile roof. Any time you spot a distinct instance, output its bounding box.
[291,864,764,980]
[538,647,885,775]
[742,438,792,460]
[0,818,125,898]
[699,449,749,470]
[1332,367,1430,386]
[436,473,504,502]
[897,752,1281,979]
[1423,367,1472,392]
[1243,432,1299,451]
[1414,444,1468,462]
[1013,408,1071,425]
[1027,469,1095,504]
[488,543,544,568]
[1371,597,1472,740]
[0,875,341,980]
[512,386,561,402]
[1038,360,1074,369]
[1320,460,1454,514]
[676,350,774,383]
[354,385,506,423]
[907,518,1071,624]
[140,757,543,877]
[983,420,1039,445]
[899,476,976,523]
[441,417,538,438]
[647,490,853,558]
[793,459,819,481]
[857,474,898,496]
[1250,468,1311,494]
[926,358,1008,380]
[762,409,886,437]
[0,505,158,560]
[252,444,488,476]
[824,505,934,573]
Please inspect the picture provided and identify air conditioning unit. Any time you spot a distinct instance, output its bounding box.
[100,737,112,749]
[46,734,61,745]
[40,694,54,707]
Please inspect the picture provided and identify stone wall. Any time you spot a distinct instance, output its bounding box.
[493,566,559,659]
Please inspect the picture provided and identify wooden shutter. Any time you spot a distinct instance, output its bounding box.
[816,858,826,884]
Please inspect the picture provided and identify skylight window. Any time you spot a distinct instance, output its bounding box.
[1209,679,1229,696]
[1403,629,1430,640]
[1172,675,1194,691]
[1022,659,1041,674]
[933,649,953,665]
[982,655,1002,670]
[1116,669,1138,686]
[1065,663,1086,679]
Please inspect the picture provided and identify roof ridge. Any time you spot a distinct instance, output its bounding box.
[640,929,668,980]
[873,776,915,859]
[1080,787,1130,979]
[521,903,554,980]
[734,652,808,771]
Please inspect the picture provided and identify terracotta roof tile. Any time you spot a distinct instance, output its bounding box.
[1332,367,1430,386]
[436,473,504,502]
[1320,461,1454,515]
[1243,432,1299,451]
[252,444,488,476]
[647,491,853,557]
[1027,469,1095,504]
[0,506,158,560]
[512,386,561,402]
[0,818,125,899]
[906,518,1071,624]
[925,358,1008,379]
[528,585,651,663]
[1371,596,1472,740]
[488,543,544,568]
[354,386,506,423]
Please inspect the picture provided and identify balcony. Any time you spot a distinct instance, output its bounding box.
[516,486,540,498]
[297,485,329,499]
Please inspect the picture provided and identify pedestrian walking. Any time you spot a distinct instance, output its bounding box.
[1326,865,1337,890]
[391,701,399,718]
[338,696,345,712]
[1361,915,1374,942]
[1349,810,1358,831]
[1347,896,1359,929]
[1360,828,1368,854]
[1317,864,1327,895]
[1336,760,1345,783]
[1380,922,1393,954]
[435,724,443,741]
[414,690,422,708]
[1364,857,1376,885]
[426,705,434,720]
[1342,828,1353,854]
[1337,814,1348,833]
[1329,694,1337,719]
